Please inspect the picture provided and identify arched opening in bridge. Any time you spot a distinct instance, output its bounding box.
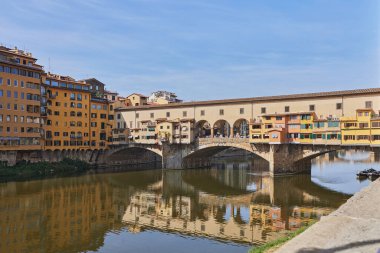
[213,120,231,137]
[182,145,269,171]
[233,119,249,138]
[196,120,212,138]
[107,147,162,169]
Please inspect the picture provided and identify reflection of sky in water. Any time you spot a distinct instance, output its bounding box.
[238,206,250,224]
[224,205,231,221]
[246,182,257,191]
[92,228,249,253]
[337,151,370,161]
[222,204,250,224]
[311,152,379,195]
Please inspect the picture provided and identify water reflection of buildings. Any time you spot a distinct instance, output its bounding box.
[0,177,126,253]
[122,170,337,245]
[312,150,379,166]
[0,163,351,252]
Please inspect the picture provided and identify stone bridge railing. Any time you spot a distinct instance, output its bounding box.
[198,137,250,145]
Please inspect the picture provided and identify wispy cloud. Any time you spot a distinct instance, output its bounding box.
[0,0,378,100]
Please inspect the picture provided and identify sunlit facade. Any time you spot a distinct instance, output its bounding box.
[0,46,44,150]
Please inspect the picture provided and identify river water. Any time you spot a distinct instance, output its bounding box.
[0,150,378,253]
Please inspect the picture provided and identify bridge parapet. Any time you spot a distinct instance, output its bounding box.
[198,137,249,145]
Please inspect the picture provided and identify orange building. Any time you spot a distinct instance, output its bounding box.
[89,97,114,149]
[0,46,44,150]
[42,73,92,150]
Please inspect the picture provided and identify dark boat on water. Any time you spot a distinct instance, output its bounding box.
[357,168,380,181]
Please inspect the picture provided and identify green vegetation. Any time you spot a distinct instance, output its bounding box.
[0,159,92,182]
[249,222,316,253]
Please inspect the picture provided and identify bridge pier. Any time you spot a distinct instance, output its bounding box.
[267,144,319,176]
[162,143,197,169]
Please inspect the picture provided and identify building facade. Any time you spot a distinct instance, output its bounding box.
[0,46,44,150]
[114,88,380,147]
[42,73,92,150]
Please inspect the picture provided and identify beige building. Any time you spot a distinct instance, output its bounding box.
[115,88,380,143]
[126,93,148,106]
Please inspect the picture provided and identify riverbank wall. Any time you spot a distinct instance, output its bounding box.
[275,178,380,253]
[0,149,102,166]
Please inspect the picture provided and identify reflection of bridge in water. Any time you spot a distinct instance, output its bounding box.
[0,161,353,252]
[121,166,350,245]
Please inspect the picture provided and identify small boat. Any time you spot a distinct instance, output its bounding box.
[356,168,379,180]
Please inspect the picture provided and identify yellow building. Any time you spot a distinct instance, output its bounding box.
[89,97,114,149]
[299,112,315,144]
[42,73,91,150]
[341,109,373,146]
[0,46,44,150]
[371,115,380,146]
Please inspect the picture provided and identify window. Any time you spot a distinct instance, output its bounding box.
[336,103,342,110]
[0,77,2,85]
[136,113,139,119]
[14,80,18,86]
[150,113,154,118]
[240,108,244,114]
[285,106,289,112]
[117,113,121,119]
[261,107,266,114]
[183,111,187,117]
[219,109,224,116]
[166,112,170,117]
[309,104,315,111]
[365,101,372,109]
[201,110,205,116]
[14,91,18,98]
[70,93,75,100]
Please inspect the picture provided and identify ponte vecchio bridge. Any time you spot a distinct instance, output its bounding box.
[101,88,380,176]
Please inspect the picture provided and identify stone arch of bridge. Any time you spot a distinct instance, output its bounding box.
[183,142,270,164]
[109,146,162,157]
[293,149,340,166]
[103,146,163,166]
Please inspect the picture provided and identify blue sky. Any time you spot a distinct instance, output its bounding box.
[0,0,379,100]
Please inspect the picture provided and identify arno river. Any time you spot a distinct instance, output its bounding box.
[0,151,378,253]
